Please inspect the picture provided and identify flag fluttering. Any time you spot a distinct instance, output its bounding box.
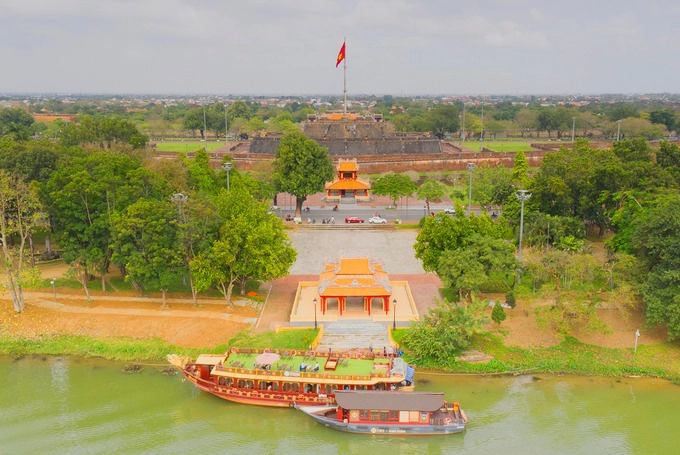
[336,41,346,68]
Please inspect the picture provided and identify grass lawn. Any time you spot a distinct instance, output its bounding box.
[153,141,226,152]
[461,141,535,152]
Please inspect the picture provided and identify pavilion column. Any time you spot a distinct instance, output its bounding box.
[383,296,389,314]
[366,297,371,316]
[339,297,345,316]
[321,297,327,315]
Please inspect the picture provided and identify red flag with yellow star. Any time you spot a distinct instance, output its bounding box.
[336,41,346,68]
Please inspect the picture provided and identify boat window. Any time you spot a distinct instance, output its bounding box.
[324,384,333,394]
[389,410,399,421]
[374,383,386,390]
[380,411,389,421]
[304,384,317,394]
[258,381,278,391]
[282,382,300,393]
[369,411,380,422]
[237,379,254,389]
[360,410,369,420]
[355,385,367,391]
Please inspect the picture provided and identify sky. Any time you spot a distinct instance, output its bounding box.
[1,0,679,96]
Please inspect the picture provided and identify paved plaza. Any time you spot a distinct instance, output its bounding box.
[255,228,441,331]
[287,229,425,275]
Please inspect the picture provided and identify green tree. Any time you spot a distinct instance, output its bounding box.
[473,162,514,212]
[183,107,206,139]
[427,104,459,138]
[0,108,35,140]
[272,131,334,217]
[188,149,219,194]
[401,298,489,363]
[0,171,43,312]
[649,108,676,132]
[417,179,445,213]
[656,141,680,184]
[227,100,253,122]
[415,213,510,272]
[633,194,680,339]
[0,139,61,184]
[372,173,416,208]
[191,187,296,304]
[512,150,530,189]
[111,199,182,307]
[46,151,153,298]
[491,302,506,325]
[437,234,518,300]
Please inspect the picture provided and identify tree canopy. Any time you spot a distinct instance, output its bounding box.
[372,173,416,208]
[272,131,334,217]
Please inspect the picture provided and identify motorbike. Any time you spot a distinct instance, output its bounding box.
[332,205,339,212]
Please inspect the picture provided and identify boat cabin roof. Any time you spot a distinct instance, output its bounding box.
[196,354,227,365]
[204,348,404,385]
[335,390,445,412]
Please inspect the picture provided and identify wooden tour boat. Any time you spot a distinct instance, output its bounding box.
[295,390,467,435]
[168,347,415,408]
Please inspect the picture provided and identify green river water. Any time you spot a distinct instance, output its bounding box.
[1,356,678,454]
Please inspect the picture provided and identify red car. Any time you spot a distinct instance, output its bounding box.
[345,217,364,223]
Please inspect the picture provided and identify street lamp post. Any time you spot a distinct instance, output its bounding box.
[392,298,398,330]
[313,298,318,330]
[202,104,207,145]
[51,277,56,303]
[221,162,233,191]
[224,102,228,141]
[616,119,622,141]
[466,162,476,216]
[516,189,532,284]
[480,104,484,150]
[571,116,576,143]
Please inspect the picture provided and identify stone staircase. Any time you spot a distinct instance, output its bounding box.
[316,320,392,351]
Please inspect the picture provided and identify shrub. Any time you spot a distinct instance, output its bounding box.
[491,302,506,325]
[505,291,516,309]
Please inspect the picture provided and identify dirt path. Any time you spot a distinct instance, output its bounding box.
[2,259,668,350]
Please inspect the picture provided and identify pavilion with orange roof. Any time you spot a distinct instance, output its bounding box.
[290,257,419,325]
[324,159,371,203]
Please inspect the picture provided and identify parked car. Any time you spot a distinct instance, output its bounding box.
[368,216,387,224]
[345,217,364,223]
[444,207,456,214]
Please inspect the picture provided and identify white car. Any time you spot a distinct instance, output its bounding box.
[368,216,387,224]
[444,207,456,214]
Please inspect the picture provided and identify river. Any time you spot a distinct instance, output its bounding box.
[1,356,677,454]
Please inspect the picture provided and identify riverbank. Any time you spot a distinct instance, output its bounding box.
[2,326,678,384]
[2,265,678,384]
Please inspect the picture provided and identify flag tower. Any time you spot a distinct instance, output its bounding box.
[336,39,347,116]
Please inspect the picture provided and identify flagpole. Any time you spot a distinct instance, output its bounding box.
[343,38,347,116]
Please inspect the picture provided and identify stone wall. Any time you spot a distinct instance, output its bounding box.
[249,136,442,156]
[214,150,550,173]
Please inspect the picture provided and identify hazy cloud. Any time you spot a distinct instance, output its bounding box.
[0,0,677,94]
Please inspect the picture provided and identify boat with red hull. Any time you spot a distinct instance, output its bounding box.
[168,347,414,408]
[295,390,467,435]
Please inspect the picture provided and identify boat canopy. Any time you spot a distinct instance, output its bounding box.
[195,354,227,365]
[334,391,446,412]
[390,357,408,378]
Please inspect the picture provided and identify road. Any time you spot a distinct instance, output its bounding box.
[272,205,496,222]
